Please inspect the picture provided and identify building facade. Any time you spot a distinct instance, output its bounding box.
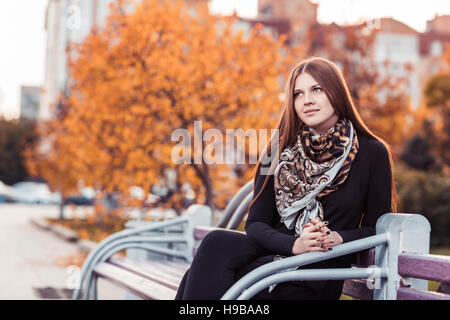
[41,0,210,120]
[41,0,449,118]
[20,86,41,120]
[255,0,450,109]
[40,0,116,120]
[373,18,422,107]
[258,0,317,44]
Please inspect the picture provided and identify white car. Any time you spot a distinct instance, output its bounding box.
[11,182,61,204]
[0,181,15,201]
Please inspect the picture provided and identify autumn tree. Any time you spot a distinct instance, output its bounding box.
[423,72,450,169]
[28,0,303,215]
[0,117,38,185]
[25,95,82,219]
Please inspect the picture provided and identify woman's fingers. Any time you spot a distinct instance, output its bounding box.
[303,220,329,231]
[303,231,325,239]
[319,237,335,249]
[320,225,331,235]
[304,234,335,250]
[307,246,327,252]
[302,223,323,232]
[309,217,321,225]
[305,241,332,252]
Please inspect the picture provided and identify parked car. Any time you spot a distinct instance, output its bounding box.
[10,182,61,204]
[63,187,95,206]
[0,181,15,202]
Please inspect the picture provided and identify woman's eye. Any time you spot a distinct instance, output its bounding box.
[294,92,302,98]
[313,87,322,93]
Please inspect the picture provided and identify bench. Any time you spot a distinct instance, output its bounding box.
[73,181,450,300]
[72,180,254,300]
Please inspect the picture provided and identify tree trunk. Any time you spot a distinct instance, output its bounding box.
[59,199,65,220]
[191,163,215,211]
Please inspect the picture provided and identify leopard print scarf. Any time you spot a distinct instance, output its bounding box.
[274,118,359,235]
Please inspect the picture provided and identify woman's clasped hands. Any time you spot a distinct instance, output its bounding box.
[292,217,344,255]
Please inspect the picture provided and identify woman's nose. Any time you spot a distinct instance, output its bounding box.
[303,92,314,105]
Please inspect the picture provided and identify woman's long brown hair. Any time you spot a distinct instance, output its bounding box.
[249,57,398,213]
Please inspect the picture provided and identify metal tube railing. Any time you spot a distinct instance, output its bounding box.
[84,242,190,299]
[226,192,253,230]
[217,180,253,228]
[72,216,190,300]
[237,267,388,300]
[80,237,191,299]
[221,232,389,300]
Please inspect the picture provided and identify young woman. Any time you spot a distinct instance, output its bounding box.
[175,57,397,300]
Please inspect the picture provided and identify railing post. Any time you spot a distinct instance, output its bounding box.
[374,213,431,300]
[185,204,212,263]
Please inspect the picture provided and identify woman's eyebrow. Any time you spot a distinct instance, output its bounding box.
[293,84,320,92]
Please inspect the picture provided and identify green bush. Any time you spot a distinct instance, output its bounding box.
[395,163,450,247]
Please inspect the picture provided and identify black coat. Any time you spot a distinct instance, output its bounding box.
[245,133,392,295]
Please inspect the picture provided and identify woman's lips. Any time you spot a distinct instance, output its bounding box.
[304,109,319,115]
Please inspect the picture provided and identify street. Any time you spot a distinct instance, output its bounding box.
[0,203,128,299]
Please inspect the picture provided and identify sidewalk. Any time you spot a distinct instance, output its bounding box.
[0,203,128,299]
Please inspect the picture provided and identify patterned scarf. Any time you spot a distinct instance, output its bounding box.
[274,118,359,235]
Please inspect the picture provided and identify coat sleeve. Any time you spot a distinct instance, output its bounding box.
[245,168,298,256]
[335,140,392,243]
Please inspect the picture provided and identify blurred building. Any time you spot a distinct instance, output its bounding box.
[20,86,41,120]
[427,14,450,34]
[40,0,115,120]
[257,0,317,45]
[233,16,291,44]
[41,0,449,116]
[230,0,317,57]
[372,16,450,108]
[418,15,450,96]
[253,1,450,109]
[374,18,421,107]
[41,0,210,121]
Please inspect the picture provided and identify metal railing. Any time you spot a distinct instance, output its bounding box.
[221,233,389,300]
[74,209,434,300]
[72,204,211,300]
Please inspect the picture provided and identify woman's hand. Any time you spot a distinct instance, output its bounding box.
[291,220,330,254]
[291,217,343,255]
[308,217,343,251]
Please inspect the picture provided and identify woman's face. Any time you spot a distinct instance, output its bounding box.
[293,72,339,133]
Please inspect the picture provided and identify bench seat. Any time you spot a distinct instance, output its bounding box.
[77,207,446,300]
[93,224,378,300]
[93,257,189,300]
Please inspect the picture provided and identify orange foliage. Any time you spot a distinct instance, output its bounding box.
[28,0,304,212]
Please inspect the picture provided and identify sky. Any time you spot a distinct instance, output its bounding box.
[0,0,449,119]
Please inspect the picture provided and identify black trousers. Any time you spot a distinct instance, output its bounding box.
[175,229,344,300]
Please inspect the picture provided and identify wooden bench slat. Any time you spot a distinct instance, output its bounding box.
[153,259,191,273]
[356,249,375,267]
[193,226,244,241]
[342,278,373,300]
[193,226,223,240]
[134,259,189,278]
[398,253,450,283]
[108,258,186,290]
[397,287,450,300]
[94,263,177,300]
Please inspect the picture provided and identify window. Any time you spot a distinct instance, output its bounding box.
[261,5,273,16]
[430,40,443,57]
